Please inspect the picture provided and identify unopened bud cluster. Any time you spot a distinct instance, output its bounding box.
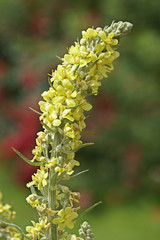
[79,221,94,240]
[104,21,133,37]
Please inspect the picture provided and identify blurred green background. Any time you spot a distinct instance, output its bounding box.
[0,0,160,239]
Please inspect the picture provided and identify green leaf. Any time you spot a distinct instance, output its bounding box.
[12,147,42,166]
[76,201,102,221]
[73,143,94,152]
[71,169,89,178]
[41,122,54,132]
[71,102,83,111]
[48,77,53,87]
[56,55,62,61]
[29,107,41,115]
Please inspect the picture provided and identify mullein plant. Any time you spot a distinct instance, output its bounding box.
[0,21,132,240]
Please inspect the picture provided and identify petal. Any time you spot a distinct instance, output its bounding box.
[53,119,61,126]
[52,96,65,104]
[66,99,76,108]
[82,102,92,111]
[64,54,74,63]
[99,30,106,41]
[66,221,74,229]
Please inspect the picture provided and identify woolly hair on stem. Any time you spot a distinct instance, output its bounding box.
[1,21,132,240]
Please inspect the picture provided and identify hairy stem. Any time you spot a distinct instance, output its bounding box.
[48,170,57,240]
[48,132,60,240]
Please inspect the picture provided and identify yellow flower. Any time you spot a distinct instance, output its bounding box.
[26,194,40,208]
[64,123,75,139]
[26,217,50,239]
[51,65,76,83]
[45,157,57,169]
[98,31,118,46]
[65,159,80,175]
[55,166,66,176]
[27,168,48,190]
[52,207,78,230]
[82,28,97,40]
[70,192,80,206]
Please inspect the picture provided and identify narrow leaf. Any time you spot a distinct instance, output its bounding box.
[76,201,102,221]
[29,107,41,115]
[48,77,53,87]
[12,147,42,166]
[73,143,94,152]
[56,55,62,61]
[41,122,54,132]
[71,169,89,178]
[71,102,83,111]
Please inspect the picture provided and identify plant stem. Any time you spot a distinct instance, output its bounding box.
[48,132,60,240]
[48,170,57,240]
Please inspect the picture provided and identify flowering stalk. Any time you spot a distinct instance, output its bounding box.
[11,21,132,240]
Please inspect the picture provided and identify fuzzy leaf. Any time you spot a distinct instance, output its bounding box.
[48,77,53,88]
[12,147,42,166]
[76,201,102,221]
[29,107,41,115]
[71,102,83,111]
[41,122,54,132]
[71,169,89,178]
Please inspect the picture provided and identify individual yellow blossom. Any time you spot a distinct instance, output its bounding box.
[70,192,80,207]
[45,157,57,169]
[27,168,48,190]
[26,217,50,239]
[81,100,92,111]
[63,42,98,68]
[55,166,66,176]
[61,108,74,122]
[26,194,40,208]
[52,207,78,230]
[82,28,97,40]
[46,208,58,217]
[36,203,47,213]
[64,123,75,139]
[65,159,80,175]
[98,31,118,46]
[51,65,76,83]
[41,88,56,102]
